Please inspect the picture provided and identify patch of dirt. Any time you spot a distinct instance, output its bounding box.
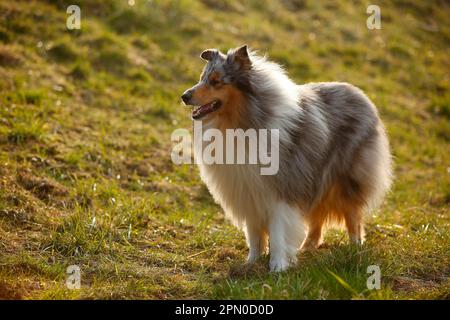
[0,45,21,67]
[17,171,69,202]
[228,260,267,278]
[392,276,442,293]
[0,278,42,300]
[0,208,35,227]
[0,281,23,299]
[215,247,240,262]
[124,160,153,177]
[143,179,191,194]
[428,193,450,207]
[200,0,245,12]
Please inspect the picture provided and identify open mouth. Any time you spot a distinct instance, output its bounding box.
[192,100,222,120]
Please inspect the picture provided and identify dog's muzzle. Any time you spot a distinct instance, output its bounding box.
[181,90,193,105]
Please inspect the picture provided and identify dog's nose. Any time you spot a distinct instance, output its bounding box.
[181,90,192,104]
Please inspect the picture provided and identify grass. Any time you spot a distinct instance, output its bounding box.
[0,0,449,299]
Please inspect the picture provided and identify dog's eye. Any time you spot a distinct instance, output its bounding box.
[209,79,220,86]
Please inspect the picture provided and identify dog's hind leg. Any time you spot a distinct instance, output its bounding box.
[301,205,328,250]
[343,204,365,245]
[244,222,268,264]
[268,201,306,272]
[301,217,325,250]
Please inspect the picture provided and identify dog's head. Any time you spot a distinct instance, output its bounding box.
[181,45,252,121]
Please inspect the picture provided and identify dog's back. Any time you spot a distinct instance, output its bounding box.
[274,82,392,212]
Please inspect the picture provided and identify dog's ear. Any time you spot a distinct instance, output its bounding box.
[200,49,218,61]
[230,45,251,71]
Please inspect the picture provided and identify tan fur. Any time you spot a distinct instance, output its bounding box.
[192,82,247,131]
[302,181,367,249]
[215,86,247,131]
[191,83,213,104]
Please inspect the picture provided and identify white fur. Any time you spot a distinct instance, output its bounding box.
[194,153,306,272]
[194,84,307,272]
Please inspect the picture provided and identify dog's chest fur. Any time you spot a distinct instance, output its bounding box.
[193,128,274,228]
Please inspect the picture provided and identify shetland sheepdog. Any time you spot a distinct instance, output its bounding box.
[181,45,392,272]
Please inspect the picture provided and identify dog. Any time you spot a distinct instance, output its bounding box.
[181,45,392,272]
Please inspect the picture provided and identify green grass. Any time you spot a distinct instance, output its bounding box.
[0,0,449,299]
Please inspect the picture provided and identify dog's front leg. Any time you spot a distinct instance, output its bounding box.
[244,222,268,264]
[268,201,306,272]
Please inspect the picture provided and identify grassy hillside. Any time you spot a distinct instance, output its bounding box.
[0,0,449,299]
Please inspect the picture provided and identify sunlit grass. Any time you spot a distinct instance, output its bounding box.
[0,0,448,299]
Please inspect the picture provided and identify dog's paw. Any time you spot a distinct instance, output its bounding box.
[269,256,290,272]
[246,252,259,264]
[349,235,364,247]
[269,254,297,272]
[300,242,318,252]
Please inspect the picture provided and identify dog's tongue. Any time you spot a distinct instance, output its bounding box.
[192,102,215,120]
